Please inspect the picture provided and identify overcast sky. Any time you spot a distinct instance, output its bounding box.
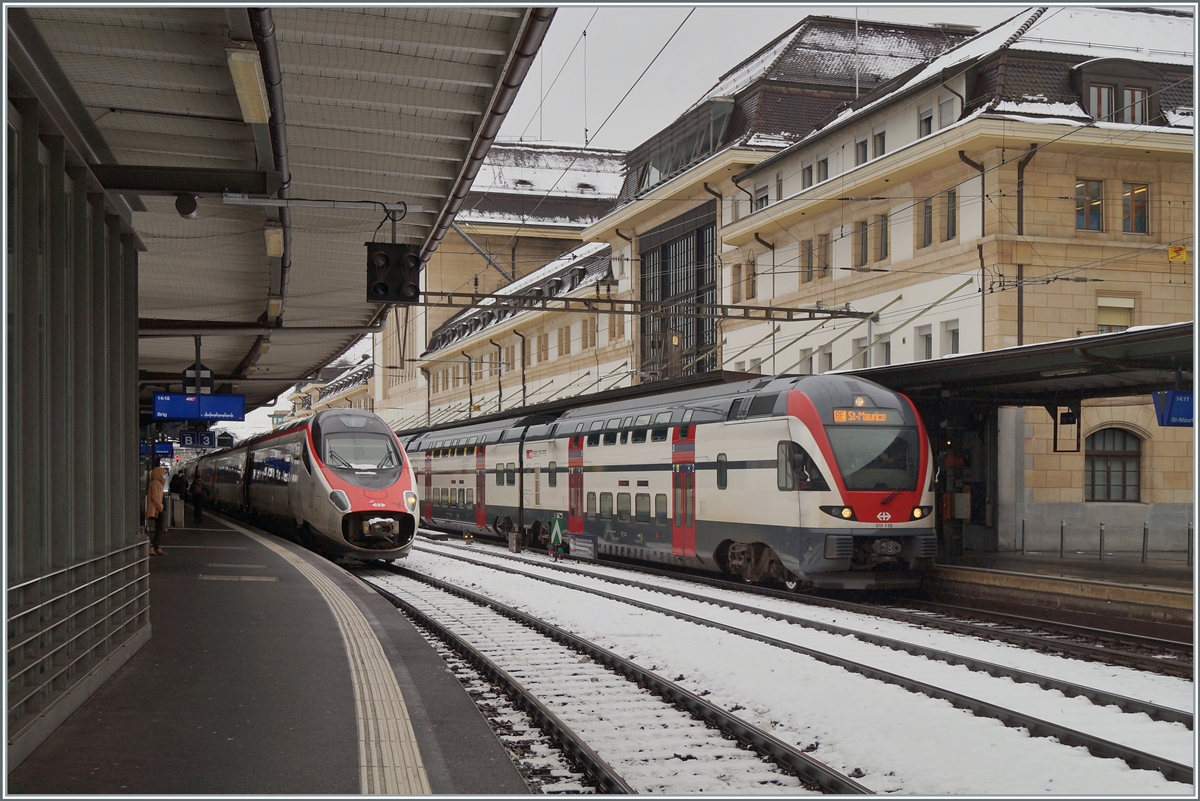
[498,5,1027,151]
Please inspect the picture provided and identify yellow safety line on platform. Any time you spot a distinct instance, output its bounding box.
[228,523,432,794]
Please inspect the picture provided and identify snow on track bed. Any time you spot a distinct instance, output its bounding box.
[390,542,1193,795]
[361,571,814,795]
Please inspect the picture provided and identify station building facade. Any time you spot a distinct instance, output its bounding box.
[381,8,1193,554]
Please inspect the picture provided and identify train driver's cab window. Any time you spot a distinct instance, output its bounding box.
[324,432,402,470]
[586,491,597,518]
[600,492,614,519]
[825,427,920,490]
[617,493,631,522]
[777,441,797,490]
[635,493,651,522]
[547,461,557,487]
[717,453,728,489]
[655,493,668,525]
[792,446,830,491]
[505,462,516,486]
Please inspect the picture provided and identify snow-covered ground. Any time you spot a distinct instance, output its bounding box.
[390,545,1195,795]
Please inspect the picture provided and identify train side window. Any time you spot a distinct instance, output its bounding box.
[547,461,557,487]
[655,494,668,524]
[586,491,597,518]
[459,488,466,507]
[590,420,604,432]
[717,453,728,489]
[620,431,628,444]
[682,409,694,423]
[674,485,683,525]
[727,398,744,420]
[679,424,690,438]
[600,492,613,519]
[777,441,797,490]
[587,433,600,447]
[651,428,668,442]
[616,493,631,522]
[635,493,651,522]
[654,412,672,425]
[621,416,634,428]
[575,423,585,433]
[506,462,516,485]
[495,464,503,486]
[632,429,647,444]
[686,479,694,527]
[603,432,617,445]
[635,413,652,426]
[450,489,457,507]
[466,489,474,508]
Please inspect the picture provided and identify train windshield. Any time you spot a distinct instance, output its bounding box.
[323,433,403,470]
[824,427,920,491]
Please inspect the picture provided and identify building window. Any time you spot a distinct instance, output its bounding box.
[938,96,955,128]
[1089,84,1114,120]
[775,172,783,202]
[943,320,960,354]
[878,214,889,260]
[1097,298,1133,333]
[945,189,957,240]
[879,339,891,365]
[855,139,868,166]
[1084,428,1140,502]
[749,357,762,374]
[817,233,830,277]
[872,131,885,158]
[853,337,869,369]
[558,325,571,357]
[731,263,742,303]
[917,325,933,360]
[801,239,814,283]
[918,105,933,137]
[745,255,756,300]
[816,158,828,182]
[1123,183,1148,233]
[754,186,769,211]
[821,347,833,373]
[922,198,933,247]
[1076,179,1103,230]
[802,164,813,189]
[1122,87,1147,124]
[856,221,869,267]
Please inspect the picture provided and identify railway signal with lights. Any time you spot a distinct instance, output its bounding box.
[365,242,422,304]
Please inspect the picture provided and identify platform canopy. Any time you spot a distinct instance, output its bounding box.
[853,322,1194,408]
[8,7,554,415]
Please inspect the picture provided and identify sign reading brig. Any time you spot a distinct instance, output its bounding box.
[153,393,246,421]
[1152,390,1193,427]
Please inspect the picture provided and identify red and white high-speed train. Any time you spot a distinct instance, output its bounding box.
[399,373,937,590]
[189,409,419,561]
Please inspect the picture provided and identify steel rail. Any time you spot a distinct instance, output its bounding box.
[408,545,1192,785]
[377,564,872,794]
[367,581,631,795]
[416,541,1192,730]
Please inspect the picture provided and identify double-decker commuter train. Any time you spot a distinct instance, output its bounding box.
[399,373,937,590]
[190,409,419,561]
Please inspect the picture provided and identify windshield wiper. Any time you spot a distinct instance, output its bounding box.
[881,487,903,505]
[376,453,396,468]
[328,450,352,468]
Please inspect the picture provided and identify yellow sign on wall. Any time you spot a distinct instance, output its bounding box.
[1168,246,1188,263]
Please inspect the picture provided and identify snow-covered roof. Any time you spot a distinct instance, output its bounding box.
[424,241,613,355]
[468,141,625,200]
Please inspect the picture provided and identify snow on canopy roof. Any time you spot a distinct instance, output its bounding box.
[469,141,626,200]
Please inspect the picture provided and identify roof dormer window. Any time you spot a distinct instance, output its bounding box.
[1074,58,1162,125]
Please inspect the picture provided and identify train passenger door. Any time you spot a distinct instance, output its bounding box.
[475,446,487,528]
[568,436,584,535]
[423,450,433,521]
[671,426,696,557]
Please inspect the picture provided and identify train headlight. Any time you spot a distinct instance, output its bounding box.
[911,506,933,521]
[912,507,923,519]
[403,491,418,513]
[820,505,857,521]
[329,490,351,512]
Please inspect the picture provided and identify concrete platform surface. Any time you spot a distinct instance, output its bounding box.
[8,513,528,795]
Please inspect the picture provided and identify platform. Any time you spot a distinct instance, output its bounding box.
[7,511,528,794]
[925,550,1194,641]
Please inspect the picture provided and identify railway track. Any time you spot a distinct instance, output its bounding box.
[360,566,868,794]
[392,540,1192,789]
[433,533,1192,677]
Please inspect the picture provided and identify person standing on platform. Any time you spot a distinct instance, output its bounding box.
[144,460,167,556]
[189,477,205,524]
[549,523,563,562]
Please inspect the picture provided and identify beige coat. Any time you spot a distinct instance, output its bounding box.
[145,466,167,521]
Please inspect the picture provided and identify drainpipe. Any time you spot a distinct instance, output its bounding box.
[462,351,473,417]
[730,177,754,220]
[960,150,988,350]
[490,339,503,412]
[1016,143,1038,346]
[514,330,527,408]
[249,9,291,322]
[420,367,431,427]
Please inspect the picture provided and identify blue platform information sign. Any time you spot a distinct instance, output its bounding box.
[154,442,174,456]
[154,393,245,421]
[180,431,218,448]
[1153,391,1193,427]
